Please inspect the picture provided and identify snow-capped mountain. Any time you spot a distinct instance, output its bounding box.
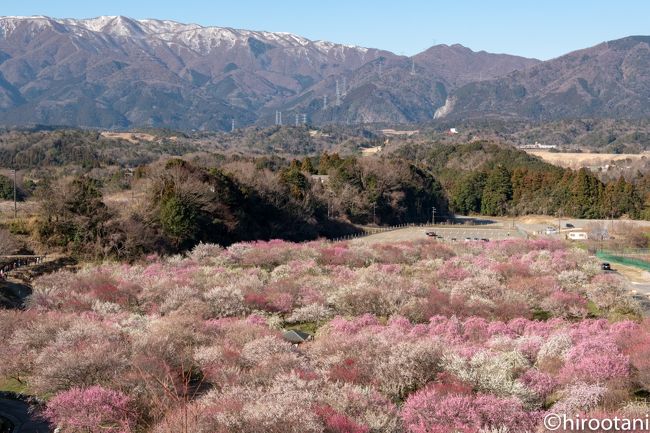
[0,16,538,130]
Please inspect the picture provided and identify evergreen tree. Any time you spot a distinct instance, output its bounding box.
[481,166,512,216]
[301,157,316,174]
[570,168,603,218]
[0,174,13,200]
[451,172,487,214]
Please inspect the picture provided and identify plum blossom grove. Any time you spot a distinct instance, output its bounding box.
[1,238,648,433]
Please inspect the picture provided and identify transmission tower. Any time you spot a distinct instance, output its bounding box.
[323,95,328,110]
[342,77,347,97]
[231,119,235,132]
[336,80,341,106]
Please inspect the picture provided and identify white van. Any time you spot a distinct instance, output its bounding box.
[567,231,588,240]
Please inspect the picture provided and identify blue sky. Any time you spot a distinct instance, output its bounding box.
[4,1,650,60]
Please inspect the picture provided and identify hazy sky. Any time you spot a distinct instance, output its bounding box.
[5,0,650,60]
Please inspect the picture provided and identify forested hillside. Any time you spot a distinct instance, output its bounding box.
[394,141,647,219]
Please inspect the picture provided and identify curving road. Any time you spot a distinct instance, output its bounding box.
[0,398,50,433]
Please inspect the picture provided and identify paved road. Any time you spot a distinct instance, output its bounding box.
[0,280,32,309]
[0,399,50,433]
[353,226,523,245]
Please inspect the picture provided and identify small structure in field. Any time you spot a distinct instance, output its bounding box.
[311,175,329,184]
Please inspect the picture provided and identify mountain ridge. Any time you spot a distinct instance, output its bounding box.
[436,35,650,121]
[8,16,648,130]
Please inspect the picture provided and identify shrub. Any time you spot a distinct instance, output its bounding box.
[44,386,136,433]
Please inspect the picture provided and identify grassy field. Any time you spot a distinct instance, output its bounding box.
[0,200,38,225]
[99,131,159,143]
[526,150,648,169]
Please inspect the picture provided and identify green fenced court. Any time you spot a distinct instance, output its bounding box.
[596,251,650,272]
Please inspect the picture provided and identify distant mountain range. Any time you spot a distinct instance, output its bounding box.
[0,16,648,130]
[437,36,650,122]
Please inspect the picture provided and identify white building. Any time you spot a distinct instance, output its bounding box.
[567,231,588,240]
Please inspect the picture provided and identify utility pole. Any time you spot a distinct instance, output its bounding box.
[12,168,16,219]
[373,202,376,225]
[432,206,436,225]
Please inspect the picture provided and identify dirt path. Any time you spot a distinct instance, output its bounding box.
[1,255,77,309]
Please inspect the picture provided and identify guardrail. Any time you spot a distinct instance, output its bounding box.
[327,222,523,243]
[329,222,431,242]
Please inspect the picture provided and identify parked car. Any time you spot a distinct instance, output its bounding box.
[425,231,436,237]
[565,223,575,228]
[601,262,611,271]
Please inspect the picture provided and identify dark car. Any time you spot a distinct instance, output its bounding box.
[601,262,611,271]
[565,223,575,228]
[425,231,437,237]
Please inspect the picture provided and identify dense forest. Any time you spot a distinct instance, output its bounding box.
[0,126,375,169]
[3,128,650,259]
[33,153,448,259]
[394,141,648,219]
